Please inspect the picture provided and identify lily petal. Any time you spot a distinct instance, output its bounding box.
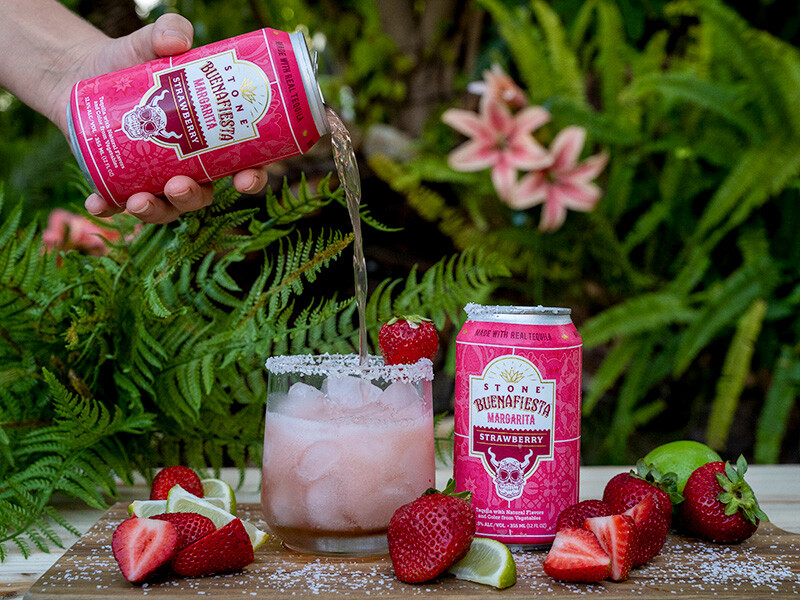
[550,126,587,173]
[507,171,548,210]
[565,151,609,182]
[442,108,491,139]
[555,180,602,211]
[448,140,499,172]
[491,159,518,201]
[540,190,569,232]
[514,106,552,135]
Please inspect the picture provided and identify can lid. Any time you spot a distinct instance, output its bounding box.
[289,31,329,137]
[464,303,572,324]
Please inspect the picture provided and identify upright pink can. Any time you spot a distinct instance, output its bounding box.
[454,303,582,548]
[67,28,328,205]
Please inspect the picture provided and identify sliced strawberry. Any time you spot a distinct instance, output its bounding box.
[556,500,614,531]
[151,512,215,550]
[624,493,670,565]
[583,514,636,582]
[542,527,611,583]
[150,466,204,500]
[111,517,179,583]
[171,518,254,578]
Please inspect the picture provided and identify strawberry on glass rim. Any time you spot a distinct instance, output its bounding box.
[378,315,439,365]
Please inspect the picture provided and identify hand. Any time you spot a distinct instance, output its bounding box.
[62,14,268,223]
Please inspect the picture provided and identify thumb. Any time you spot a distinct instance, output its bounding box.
[119,13,193,66]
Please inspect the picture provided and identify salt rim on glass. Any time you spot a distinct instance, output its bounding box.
[264,353,433,382]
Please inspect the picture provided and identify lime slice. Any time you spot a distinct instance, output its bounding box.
[200,478,237,515]
[128,500,167,517]
[166,492,267,551]
[447,537,517,589]
[166,484,228,510]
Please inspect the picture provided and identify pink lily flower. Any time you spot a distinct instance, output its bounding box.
[442,99,552,200]
[42,208,123,255]
[467,63,529,110]
[508,126,608,232]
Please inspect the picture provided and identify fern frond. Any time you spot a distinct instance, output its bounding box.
[705,299,767,450]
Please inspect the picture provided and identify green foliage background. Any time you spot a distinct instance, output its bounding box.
[2,0,800,560]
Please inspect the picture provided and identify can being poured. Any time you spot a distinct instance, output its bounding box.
[66,28,328,205]
[454,303,582,548]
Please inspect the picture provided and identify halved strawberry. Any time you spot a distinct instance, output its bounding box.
[556,499,614,531]
[583,514,636,582]
[111,517,179,583]
[542,527,611,583]
[171,518,254,578]
[624,493,670,565]
[151,512,215,550]
[150,466,204,500]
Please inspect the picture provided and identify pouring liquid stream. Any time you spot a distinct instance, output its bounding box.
[327,107,369,365]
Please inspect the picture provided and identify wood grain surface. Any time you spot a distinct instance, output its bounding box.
[22,502,800,599]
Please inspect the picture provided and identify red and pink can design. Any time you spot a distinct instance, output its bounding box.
[67,28,328,205]
[454,303,582,547]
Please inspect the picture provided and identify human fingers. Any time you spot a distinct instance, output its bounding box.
[232,166,270,195]
[163,176,214,213]
[114,13,193,69]
[85,193,125,218]
[125,192,182,224]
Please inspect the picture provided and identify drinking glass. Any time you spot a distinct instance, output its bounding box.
[261,353,435,557]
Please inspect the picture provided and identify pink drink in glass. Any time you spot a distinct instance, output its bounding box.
[454,304,582,548]
[262,354,435,556]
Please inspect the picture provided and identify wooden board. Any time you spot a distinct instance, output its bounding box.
[23,503,800,599]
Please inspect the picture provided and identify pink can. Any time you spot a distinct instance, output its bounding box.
[66,28,327,205]
[454,303,582,548]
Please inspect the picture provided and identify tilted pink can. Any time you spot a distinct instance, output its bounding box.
[454,303,582,548]
[67,28,328,205]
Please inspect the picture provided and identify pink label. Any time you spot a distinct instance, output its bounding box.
[70,29,322,205]
[454,318,582,545]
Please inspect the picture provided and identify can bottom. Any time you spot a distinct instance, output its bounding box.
[508,543,552,552]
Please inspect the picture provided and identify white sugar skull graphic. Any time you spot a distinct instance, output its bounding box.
[488,447,534,500]
[122,90,182,141]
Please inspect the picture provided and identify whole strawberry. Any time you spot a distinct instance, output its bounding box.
[387,479,476,583]
[379,316,439,365]
[680,455,767,544]
[150,466,204,501]
[556,500,613,531]
[151,512,215,550]
[603,461,681,524]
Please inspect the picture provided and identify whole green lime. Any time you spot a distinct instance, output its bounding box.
[642,440,722,493]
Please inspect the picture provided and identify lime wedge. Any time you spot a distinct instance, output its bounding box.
[166,484,227,510]
[447,537,517,589]
[166,492,267,551]
[200,478,237,515]
[128,500,167,518]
